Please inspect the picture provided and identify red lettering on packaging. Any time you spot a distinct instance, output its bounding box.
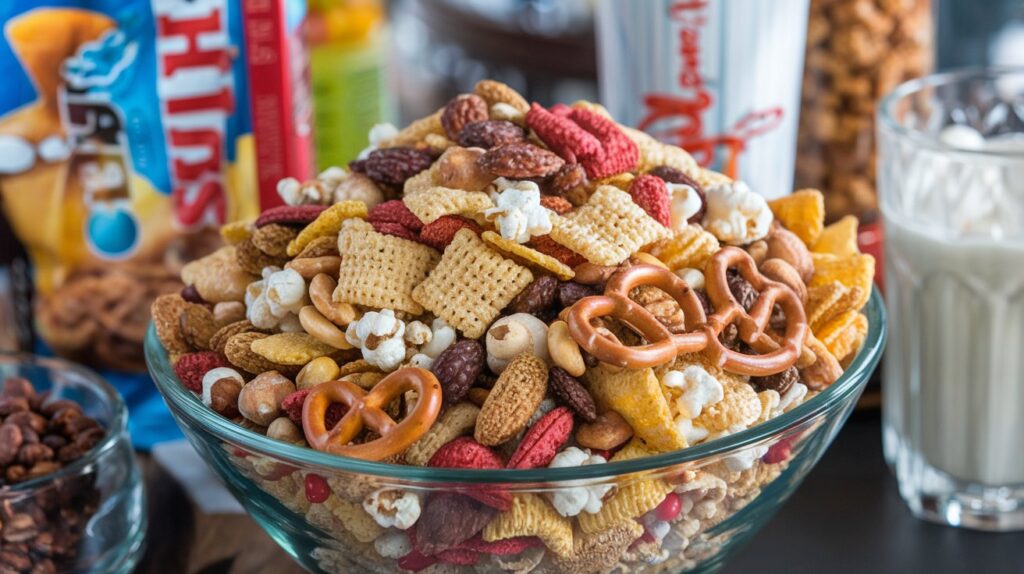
[638,1,782,178]
[155,0,234,228]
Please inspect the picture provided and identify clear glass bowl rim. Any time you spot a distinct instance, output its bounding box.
[0,352,129,492]
[878,66,1024,158]
[145,291,886,484]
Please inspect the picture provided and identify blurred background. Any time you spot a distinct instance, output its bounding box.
[3,0,1024,400]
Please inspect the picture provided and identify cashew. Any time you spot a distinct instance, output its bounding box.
[485,313,549,373]
[760,258,807,302]
[547,320,585,377]
[630,252,668,269]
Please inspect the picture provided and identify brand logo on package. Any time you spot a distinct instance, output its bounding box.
[154,0,235,228]
[636,1,783,179]
[60,29,142,259]
[49,0,237,258]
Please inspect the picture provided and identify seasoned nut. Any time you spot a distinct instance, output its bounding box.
[201,367,244,417]
[0,423,24,466]
[296,356,341,389]
[357,147,434,188]
[478,142,565,179]
[213,301,247,326]
[434,146,492,191]
[630,252,668,269]
[286,255,341,279]
[266,417,305,444]
[475,353,548,445]
[747,239,769,266]
[544,163,587,197]
[548,367,597,422]
[310,273,360,327]
[0,396,29,416]
[441,94,489,140]
[430,340,485,407]
[485,314,550,374]
[467,388,490,407]
[299,306,354,350]
[458,120,527,149]
[558,281,600,308]
[508,276,559,316]
[237,371,296,426]
[766,227,814,282]
[2,377,35,399]
[576,410,633,451]
[17,443,53,466]
[547,320,585,377]
[760,258,807,302]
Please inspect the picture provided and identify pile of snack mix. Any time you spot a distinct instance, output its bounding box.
[153,80,873,573]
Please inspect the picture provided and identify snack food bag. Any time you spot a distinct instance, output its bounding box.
[0,0,256,445]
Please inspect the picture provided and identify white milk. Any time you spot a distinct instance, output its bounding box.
[883,216,1024,485]
[882,126,1024,486]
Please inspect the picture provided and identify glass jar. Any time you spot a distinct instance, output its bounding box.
[0,354,146,572]
[795,0,934,222]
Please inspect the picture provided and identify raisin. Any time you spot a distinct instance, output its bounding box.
[751,366,799,395]
[727,269,758,311]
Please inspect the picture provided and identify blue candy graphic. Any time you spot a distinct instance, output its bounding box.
[86,204,139,257]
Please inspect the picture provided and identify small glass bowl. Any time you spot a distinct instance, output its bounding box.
[0,354,146,573]
[146,292,886,574]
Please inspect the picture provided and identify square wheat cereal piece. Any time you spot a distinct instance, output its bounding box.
[403,186,494,224]
[412,229,533,338]
[583,364,686,452]
[549,186,671,266]
[648,224,719,271]
[334,219,439,314]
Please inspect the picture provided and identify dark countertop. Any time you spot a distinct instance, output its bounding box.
[724,411,1024,574]
[136,410,1024,573]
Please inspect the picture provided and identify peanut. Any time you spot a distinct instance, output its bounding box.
[296,356,341,389]
[547,320,585,377]
[576,410,633,451]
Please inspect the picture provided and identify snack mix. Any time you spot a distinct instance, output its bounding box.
[153,80,875,573]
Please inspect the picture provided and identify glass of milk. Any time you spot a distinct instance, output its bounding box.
[878,69,1024,531]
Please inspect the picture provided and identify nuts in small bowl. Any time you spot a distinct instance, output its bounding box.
[0,354,145,573]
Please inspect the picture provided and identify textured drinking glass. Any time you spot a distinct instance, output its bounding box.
[879,69,1024,531]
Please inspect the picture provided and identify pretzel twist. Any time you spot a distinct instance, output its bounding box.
[302,367,442,460]
[565,247,808,376]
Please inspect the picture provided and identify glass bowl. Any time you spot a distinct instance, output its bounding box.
[0,353,147,573]
[145,292,885,574]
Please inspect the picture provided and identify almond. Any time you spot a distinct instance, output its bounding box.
[475,353,548,445]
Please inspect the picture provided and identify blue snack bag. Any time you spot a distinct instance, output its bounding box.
[0,0,257,448]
